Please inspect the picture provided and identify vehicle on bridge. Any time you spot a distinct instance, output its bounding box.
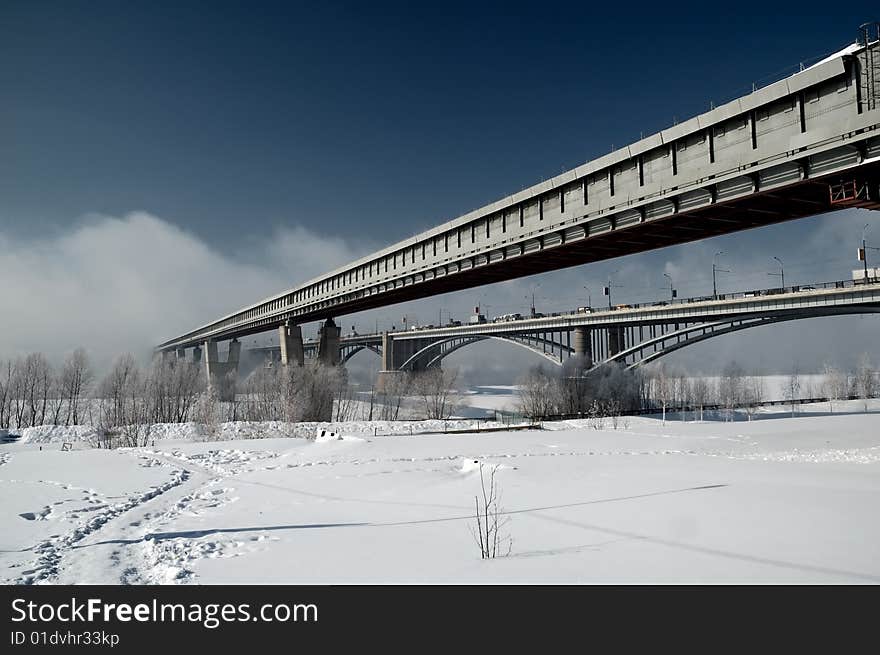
[493,313,524,323]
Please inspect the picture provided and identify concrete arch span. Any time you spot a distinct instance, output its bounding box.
[399,335,569,371]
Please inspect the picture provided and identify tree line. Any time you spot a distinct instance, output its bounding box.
[0,349,463,443]
[516,353,879,422]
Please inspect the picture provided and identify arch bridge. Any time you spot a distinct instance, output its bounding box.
[244,280,880,377]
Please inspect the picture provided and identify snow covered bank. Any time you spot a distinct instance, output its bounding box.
[2,409,879,584]
[16,418,511,445]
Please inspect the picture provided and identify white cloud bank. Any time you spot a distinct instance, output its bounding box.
[0,212,369,370]
[1,208,878,379]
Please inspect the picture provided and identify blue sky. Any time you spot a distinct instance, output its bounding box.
[1,2,879,377]
[2,2,874,248]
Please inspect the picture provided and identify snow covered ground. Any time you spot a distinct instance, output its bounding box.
[2,400,879,584]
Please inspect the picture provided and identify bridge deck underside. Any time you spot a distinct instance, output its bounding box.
[199,166,877,346]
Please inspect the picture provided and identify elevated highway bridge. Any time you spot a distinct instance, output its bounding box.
[247,279,880,374]
[158,29,880,385]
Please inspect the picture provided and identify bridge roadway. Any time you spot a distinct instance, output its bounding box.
[159,31,880,357]
[244,279,880,373]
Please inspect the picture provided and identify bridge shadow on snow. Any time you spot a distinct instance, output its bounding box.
[72,483,728,549]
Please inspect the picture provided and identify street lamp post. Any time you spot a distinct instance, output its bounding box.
[583,286,591,309]
[768,256,785,289]
[663,273,675,302]
[858,224,880,283]
[526,284,541,317]
[605,270,619,309]
[712,251,729,299]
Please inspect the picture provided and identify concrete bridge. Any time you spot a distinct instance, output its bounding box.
[246,280,880,378]
[159,28,880,387]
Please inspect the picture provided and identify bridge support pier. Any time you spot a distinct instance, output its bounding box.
[376,332,400,392]
[318,318,341,366]
[573,327,593,367]
[279,322,304,366]
[608,326,624,358]
[375,331,441,390]
[176,347,186,361]
[192,346,202,365]
[204,338,240,401]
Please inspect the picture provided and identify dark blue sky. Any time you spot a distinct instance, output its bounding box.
[2,1,876,252]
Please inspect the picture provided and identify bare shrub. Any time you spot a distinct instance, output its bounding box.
[470,463,512,560]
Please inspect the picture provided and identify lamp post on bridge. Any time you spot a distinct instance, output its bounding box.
[712,251,729,300]
[583,286,591,309]
[526,284,542,318]
[859,224,880,282]
[663,273,676,302]
[604,269,620,309]
[768,256,785,289]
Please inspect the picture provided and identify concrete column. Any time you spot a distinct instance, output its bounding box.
[279,322,305,366]
[318,318,341,366]
[377,331,404,392]
[608,326,624,357]
[381,332,394,371]
[204,339,219,381]
[228,339,241,368]
[204,339,240,401]
[192,346,202,364]
[573,326,593,367]
[176,347,186,361]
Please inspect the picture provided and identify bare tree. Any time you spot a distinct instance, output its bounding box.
[376,371,408,421]
[144,355,204,424]
[717,361,746,421]
[98,353,150,447]
[785,365,802,418]
[742,373,765,421]
[647,362,675,424]
[517,366,559,418]
[414,368,461,419]
[195,385,222,440]
[5,353,54,429]
[0,359,12,430]
[854,353,876,412]
[690,376,712,422]
[820,362,848,414]
[470,463,512,560]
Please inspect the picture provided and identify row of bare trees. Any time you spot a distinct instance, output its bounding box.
[231,360,347,423]
[517,353,879,423]
[517,359,644,419]
[231,364,461,423]
[2,344,465,441]
[0,349,94,430]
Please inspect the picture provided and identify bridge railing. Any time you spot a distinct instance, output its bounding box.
[538,277,877,321]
